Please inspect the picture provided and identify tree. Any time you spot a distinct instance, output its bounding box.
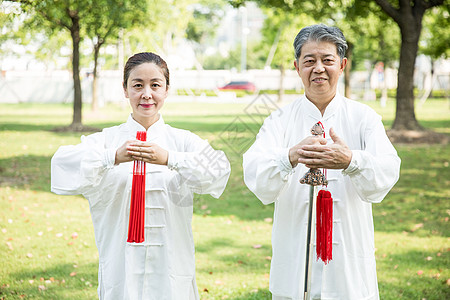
[0,2,19,59]
[15,0,149,128]
[347,2,401,105]
[185,0,230,74]
[239,0,363,99]
[186,0,227,50]
[260,7,315,101]
[374,0,445,130]
[84,0,146,112]
[239,0,446,131]
[16,0,89,130]
[418,5,449,101]
[420,5,450,60]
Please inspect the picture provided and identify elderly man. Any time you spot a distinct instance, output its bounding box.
[243,24,400,300]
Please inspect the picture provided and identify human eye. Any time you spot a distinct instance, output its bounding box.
[303,59,315,66]
[133,83,143,88]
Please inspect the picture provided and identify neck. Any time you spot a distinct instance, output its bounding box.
[305,94,335,116]
[132,114,160,130]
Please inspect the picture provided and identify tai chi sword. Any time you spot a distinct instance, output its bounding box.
[300,122,329,300]
[304,185,316,300]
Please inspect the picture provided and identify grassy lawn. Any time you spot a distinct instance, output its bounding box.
[0,97,449,299]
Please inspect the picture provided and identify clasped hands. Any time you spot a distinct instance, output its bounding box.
[289,127,352,170]
[115,140,168,165]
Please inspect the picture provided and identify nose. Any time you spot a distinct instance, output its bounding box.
[313,61,325,73]
[141,86,152,100]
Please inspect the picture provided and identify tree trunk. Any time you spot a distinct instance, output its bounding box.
[344,42,353,98]
[429,58,434,98]
[69,11,83,129]
[92,42,101,112]
[380,66,388,107]
[392,12,423,130]
[277,64,285,103]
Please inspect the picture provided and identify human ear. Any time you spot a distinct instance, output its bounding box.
[340,58,348,72]
[294,60,300,74]
[123,82,129,98]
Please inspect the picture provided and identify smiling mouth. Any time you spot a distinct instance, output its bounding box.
[312,78,327,83]
[139,103,154,108]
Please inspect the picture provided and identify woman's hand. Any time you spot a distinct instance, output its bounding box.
[115,140,169,165]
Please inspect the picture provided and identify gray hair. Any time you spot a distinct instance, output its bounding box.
[293,24,348,61]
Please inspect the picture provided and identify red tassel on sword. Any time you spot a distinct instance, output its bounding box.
[127,131,147,243]
[316,189,333,264]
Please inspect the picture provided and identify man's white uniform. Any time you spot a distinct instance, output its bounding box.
[243,94,400,300]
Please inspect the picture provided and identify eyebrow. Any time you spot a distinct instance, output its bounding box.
[131,78,164,82]
[302,53,335,59]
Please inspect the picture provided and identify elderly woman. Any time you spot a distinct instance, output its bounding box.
[51,52,230,300]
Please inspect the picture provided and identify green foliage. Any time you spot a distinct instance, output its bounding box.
[186,0,227,45]
[254,0,401,72]
[121,0,200,60]
[259,7,315,69]
[201,41,267,70]
[420,5,450,59]
[84,0,147,48]
[18,0,89,31]
[0,100,449,299]
[0,2,20,44]
[347,1,401,70]
[201,46,240,70]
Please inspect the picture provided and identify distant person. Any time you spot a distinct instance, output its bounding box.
[51,52,230,299]
[243,24,400,299]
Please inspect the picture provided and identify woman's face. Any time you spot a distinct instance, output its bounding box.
[123,62,168,128]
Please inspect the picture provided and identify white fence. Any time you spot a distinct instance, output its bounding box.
[0,67,447,104]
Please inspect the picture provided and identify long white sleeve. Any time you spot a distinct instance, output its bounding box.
[342,113,401,203]
[167,132,230,199]
[51,132,116,197]
[243,113,293,205]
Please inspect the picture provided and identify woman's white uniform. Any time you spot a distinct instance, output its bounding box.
[51,115,230,300]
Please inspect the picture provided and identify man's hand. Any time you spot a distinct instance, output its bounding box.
[289,135,327,167]
[295,128,352,169]
[115,140,169,165]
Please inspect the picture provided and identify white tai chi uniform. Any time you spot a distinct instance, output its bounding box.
[243,94,400,300]
[52,115,230,300]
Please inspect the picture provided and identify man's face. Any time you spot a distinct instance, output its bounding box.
[294,41,347,104]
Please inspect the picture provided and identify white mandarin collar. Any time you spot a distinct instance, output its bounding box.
[303,93,342,121]
[126,114,165,141]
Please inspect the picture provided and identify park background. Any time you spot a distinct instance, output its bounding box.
[0,0,449,299]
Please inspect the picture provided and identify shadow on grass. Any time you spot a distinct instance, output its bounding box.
[0,155,51,193]
[372,145,449,237]
[3,262,98,299]
[196,237,271,264]
[193,191,273,222]
[0,123,102,136]
[377,249,449,300]
[418,119,450,130]
[0,123,58,132]
[230,289,272,299]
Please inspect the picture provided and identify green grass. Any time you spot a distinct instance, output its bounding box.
[0,97,449,299]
